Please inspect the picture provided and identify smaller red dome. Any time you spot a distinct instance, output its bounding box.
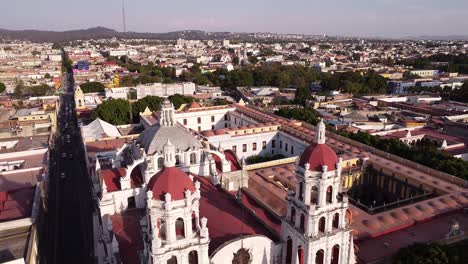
[299,143,338,171]
[148,167,195,200]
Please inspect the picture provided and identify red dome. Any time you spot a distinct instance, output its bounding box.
[147,167,195,200]
[299,143,338,171]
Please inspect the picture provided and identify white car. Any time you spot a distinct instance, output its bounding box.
[60,172,66,179]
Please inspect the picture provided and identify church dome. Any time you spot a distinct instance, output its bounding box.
[138,125,201,155]
[298,119,338,172]
[299,143,338,171]
[147,166,195,200]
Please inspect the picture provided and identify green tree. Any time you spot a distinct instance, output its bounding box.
[248,56,258,64]
[275,107,321,125]
[275,72,290,88]
[14,81,25,98]
[31,50,41,56]
[0,82,6,93]
[294,86,311,105]
[131,96,164,120]
[394,243,449,264]
[450,81,468,103]
[30,84,54,96]
[51,43,62,50]
[212,98,231,106]
[80,82,105,93]
[44,73,51,79]
[92,99,130,125]
[168,94,197,109]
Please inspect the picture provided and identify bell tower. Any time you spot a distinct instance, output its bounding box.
[160,99,175,127]
[146,140,210,264]
[281,120,355,264]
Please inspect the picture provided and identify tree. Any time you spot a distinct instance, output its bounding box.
[31,50,41,56]
[44,73,51,79]
[168,94,197,109]
[120,76,134,87]
[92,99,130,125]
[275,107,321,125]
[394,243,448,264]
[0,82,6,93]
[131,96,164,121]
[30,84,54,96]
[248,56,258,64]
[52,43,62,50]
[14,81,25,98]
[294,87,311,105]
[232,56,240,65]
[80,82,105,93]
[450,81,468,103]
[352,53,361,61]
[212,98,231,106]
[275,72,290,88]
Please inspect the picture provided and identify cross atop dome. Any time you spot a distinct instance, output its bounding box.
[315,118,326,144]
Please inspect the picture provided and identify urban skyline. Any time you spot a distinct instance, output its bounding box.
[2,0,468,38]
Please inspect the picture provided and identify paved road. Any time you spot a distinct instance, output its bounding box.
[39,70,95,264]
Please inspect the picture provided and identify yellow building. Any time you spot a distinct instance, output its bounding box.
[16,109,57,131]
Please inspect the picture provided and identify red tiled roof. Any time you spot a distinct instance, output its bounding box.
[101,167,144,192]
[241,190,282,235]
[0,186,35,223]
[212,150,241,172]
[299,143,338,171]
[147,167,195,200]
[357,210,468,263]
[195,176,278,256]
[111,210,145,264]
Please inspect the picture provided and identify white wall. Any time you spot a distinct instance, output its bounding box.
[208,132,278,159]
[175,107,234,132]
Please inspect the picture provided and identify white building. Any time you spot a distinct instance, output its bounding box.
[104,87,129,99]
[136,83,196,99]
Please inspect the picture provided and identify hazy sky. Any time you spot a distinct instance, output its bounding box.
[2,0,468,37]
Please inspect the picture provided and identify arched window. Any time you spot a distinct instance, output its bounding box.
[345,209,352,225]
[310,186,318,204]
[298,182,304,201]
[158,219,166,240]
[331,245,340,264]
[285,237,293,264]
[157,157,164,169]
[290,207,296,224]
[190,153,197,164]
[167,256,177,264]
[175,155,181,166]
[300,214,305,232]
[298,246,304,264]
[318,217,326,233]
[192,211,197,232]
[175,218,185,239]
[232,248,251,264]
[326,186,333,203]
[332,213,339,229]
[188,250,198,264]
[315,249,324,264]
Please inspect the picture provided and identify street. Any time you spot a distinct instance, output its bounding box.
[38,68,95,263]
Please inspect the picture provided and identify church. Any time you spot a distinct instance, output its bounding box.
[83,94,468,264]
[87,99,356,264]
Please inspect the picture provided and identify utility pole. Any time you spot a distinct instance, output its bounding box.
[122,0,132,122]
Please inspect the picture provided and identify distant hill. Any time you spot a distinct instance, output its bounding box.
[401,35,468,41]
[0,27,238,42]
